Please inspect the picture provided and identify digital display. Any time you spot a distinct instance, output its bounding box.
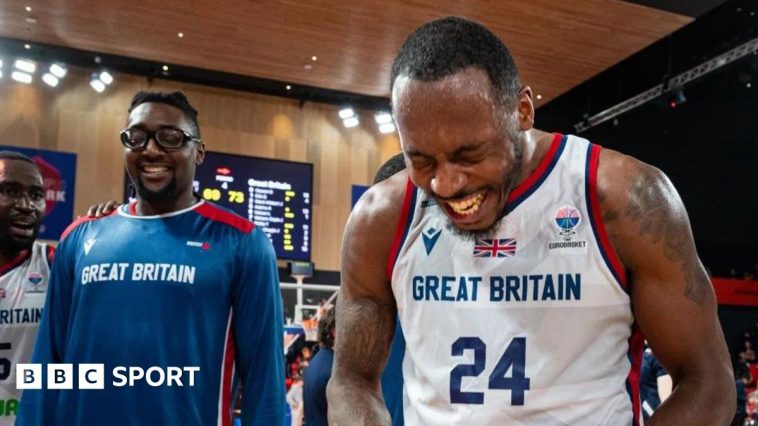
[125,151,313,261]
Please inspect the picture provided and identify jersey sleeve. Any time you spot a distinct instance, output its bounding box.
[17,232,77,425]
[233,227,285,426]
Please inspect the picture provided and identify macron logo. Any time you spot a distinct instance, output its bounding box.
[83,238,97,256]
[186,241,210,251]
[422,227,442,255]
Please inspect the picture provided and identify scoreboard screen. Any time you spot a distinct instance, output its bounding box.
[125,151,313,261]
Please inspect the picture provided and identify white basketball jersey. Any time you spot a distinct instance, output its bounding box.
[0,241,51,425]
[389,134,643,426]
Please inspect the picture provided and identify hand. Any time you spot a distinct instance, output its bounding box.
[85,200,121,218]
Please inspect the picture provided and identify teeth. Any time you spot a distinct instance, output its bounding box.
[143,166,168,173]
[447,192,484,216]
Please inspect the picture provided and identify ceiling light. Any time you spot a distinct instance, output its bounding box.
[177,32,184,38]
[343,117,359,128]
[99,71,113,85]
[25,17,37,24]
[378,123,396,134]
[42,73,59,87]
[748,82,752,88]
[311,56,318,61]
[25,6,32,12]
[536,94,543,100]
[162,65,169,71]
[11,71,32,84]
[338,108,355,119]
[24,44,31,50]
[285,85,292,90]
[374,112,392,125]
[14,59,36,73]
[303,64,313,70]
[0,71,3,79]
[49,63,67,78]
[90,76,106,93]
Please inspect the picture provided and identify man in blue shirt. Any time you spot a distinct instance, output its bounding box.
[18,91,284,426]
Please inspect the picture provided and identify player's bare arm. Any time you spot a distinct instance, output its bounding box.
[598,149,735,425]
[327,172,406,426]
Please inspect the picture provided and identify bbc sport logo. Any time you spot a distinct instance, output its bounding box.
[16,364,200,390]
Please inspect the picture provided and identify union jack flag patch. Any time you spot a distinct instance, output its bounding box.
[473,238,517,258]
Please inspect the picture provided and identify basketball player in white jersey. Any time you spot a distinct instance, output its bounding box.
[0,151,52,425]
[328,17,735,426]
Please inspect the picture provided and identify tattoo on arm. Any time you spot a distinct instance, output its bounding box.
[624,168,708,305]
[336,296,394,378]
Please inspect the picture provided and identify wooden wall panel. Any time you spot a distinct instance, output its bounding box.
[0,67,401,271]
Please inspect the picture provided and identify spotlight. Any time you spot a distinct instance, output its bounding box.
[42,73,59,87]
[343,117,359,128]
[378,123,396,134]
[11,71,32,84]
[285,84,292,90]
[162,65,169,71]
[374,112,392,125]
[338,107,355,119]
[99,71,114,85]
[49,63,67,78]
[14,59,36,73]
[90,73,106,93]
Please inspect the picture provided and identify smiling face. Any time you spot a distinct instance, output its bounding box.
[123,102,204,212]
[0,159,45,259]
[393,67,525,238]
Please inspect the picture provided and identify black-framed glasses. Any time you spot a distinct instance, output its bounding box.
[119,127,201,150]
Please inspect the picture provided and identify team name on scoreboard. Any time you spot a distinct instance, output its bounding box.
[80,263,196,285]
[411,273,581,303]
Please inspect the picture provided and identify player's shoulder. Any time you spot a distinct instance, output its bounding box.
[596,147,673,210]
[193,200,255,234]
[60,209,119,242]
[350,170,411,237]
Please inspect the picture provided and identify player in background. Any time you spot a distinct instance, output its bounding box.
[0,151,53,426]
[17,91,284,426]
[328,17,734,425]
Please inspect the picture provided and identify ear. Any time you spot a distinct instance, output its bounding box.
[517,86,535,131]
[195,142,206,166]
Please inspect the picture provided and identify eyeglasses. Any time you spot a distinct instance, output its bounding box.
[119,127,201,150]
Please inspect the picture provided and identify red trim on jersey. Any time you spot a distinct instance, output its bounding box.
[128,201,138,215]
[587,144,628,288]
[627,325,645,426]
[220,324,236,426]
[196,203,254,234]
[46,245,56,266]
[60,213,111,241]
[386,178,416,279]
[0,249,31,277]
[506,133,563,203]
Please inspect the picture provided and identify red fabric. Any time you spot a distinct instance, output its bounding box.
[587,144,628,288]
[220,325,236,426]
[0,250,31,276]
[386,178,416,279]
[195,203,254,234]
[506,133,562,203]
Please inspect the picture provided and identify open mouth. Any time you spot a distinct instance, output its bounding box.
[446,191,485,215]
[9,219,36,237]
[139,164,172,179]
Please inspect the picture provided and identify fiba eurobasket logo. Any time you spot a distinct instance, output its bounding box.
[554,206,582,241]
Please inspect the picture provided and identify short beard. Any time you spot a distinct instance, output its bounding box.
[446,120,524,242]
[133,176,179,203]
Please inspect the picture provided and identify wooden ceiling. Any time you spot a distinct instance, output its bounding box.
[0,1,692,105]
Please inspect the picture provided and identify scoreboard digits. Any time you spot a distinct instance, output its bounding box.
[130,151,313,261]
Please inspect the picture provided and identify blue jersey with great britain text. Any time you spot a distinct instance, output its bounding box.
[17,200,284,426]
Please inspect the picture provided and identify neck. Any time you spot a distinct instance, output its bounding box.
[0,247,22,267]
[513,128,553,187]
[136,190,197,216]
